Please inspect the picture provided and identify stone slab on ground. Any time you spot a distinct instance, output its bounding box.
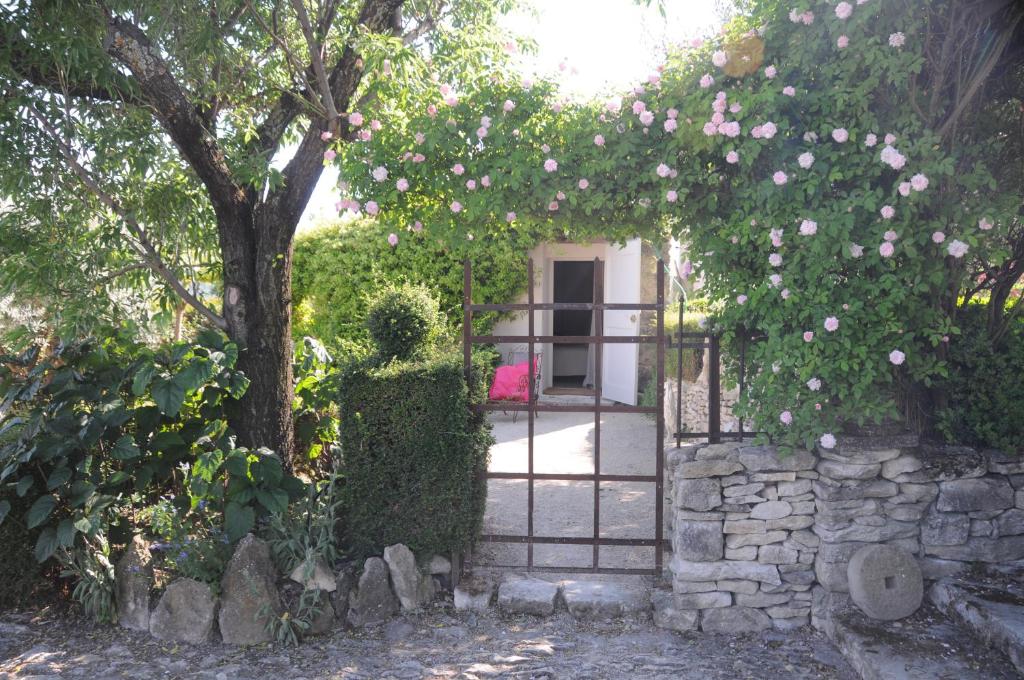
[929,578,1024,675]
[820,605,1020,680]
[453,577,495,611]
[496,577,561,616]
[561,580,650,620]
[0,606,858,680]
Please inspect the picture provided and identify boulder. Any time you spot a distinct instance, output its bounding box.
[288,558,336,592]
[701,606,772,634]
[149,578,217,643]
[218,534,282,645]
[115,535,153,632]
[652,590,699,631]
[937,478,1015,513]
[290,589,334,636]
[347,557,399,626]
[454,577,495,611]
[497,577,560,616]
[847,544,922,621]
[332,562,358,622]
[561,581,650,619]
[383,544,428,611]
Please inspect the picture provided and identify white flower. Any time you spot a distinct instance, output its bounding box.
[798,152,815,169]
[371,166,388,182]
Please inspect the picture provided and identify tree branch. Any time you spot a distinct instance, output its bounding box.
[26,105,229,331]
[290,0,340,123]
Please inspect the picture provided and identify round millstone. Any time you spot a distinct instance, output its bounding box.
[847,544,923,621]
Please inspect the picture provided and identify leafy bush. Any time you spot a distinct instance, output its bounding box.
[936,307,1024,453]
[292,337,341,473]
[366,284,442,362]
[292,219,541,354]
[57,535,117,623]
[0,329,302,568]
[144,499,232,588]
[337,350,492,558]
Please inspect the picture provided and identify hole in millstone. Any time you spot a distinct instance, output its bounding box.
[884,576,895,590]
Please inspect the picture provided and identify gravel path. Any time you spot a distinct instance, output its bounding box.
[1,604,857,679]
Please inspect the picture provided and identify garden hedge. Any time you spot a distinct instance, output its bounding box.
[337,351,492,558]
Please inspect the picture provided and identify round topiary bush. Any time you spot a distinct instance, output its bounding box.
[366,284,442,361]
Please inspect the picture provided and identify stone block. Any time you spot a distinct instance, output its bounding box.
[923,535,1024,562]
[680,459,743,479]
[918,557,971,581]
[987,450,1024,475]
[384,544,429,611]
[725,531,788,549]
[725,512,751,520]
[670,557,782,586]
[766,604,811,619]
[751,472,797,483]
[497,578,561,616]
[750,500,792,520]
[652,589,699,631]
[695,443,740,460]
[673,580,717,593]
[675,591,732,609]
[778,479,813,497]
[723,483,765,498]
[885,504,926,522]
[721,473,748,487]
[737,446,816,472]
[937,478,1015,513]
[813,520,918,544]
[781,569,817,585]
[818,540,870,563]
[673,520,724,562]
[970,519,995,537]
[847,544,923,621]
[675,477,722,512]
[725,546,758,560]
[1018,489,1024,509]
[426,554,452,576]
[789,530,820,548]
[289,558,337,592]
[762,486,779,501]
[881,455,923,480]
[995,508,1024,536]
[700,606,771,634]
[454,577,495,610]
[149,578,217,644]
[767,515,814,531]
[790,501,816,515]
[969,509,1005,520]
[772,614,810,630]
[723,519,766,534]
[813,479,897,501]
[735,591,792,608]
[898,482,938,504]
[817,460,882,481]
[815,556,850,592]
[676,511,725,520]
[219,534,282,644]
[716,579,759,594]
[562,581,650,619]
[347,557,399,626]
[115,535,153,632]
[759,545,798,565]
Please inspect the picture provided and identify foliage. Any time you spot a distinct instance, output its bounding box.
[340,0,1024,449]
[57,534,117,624]
[366,283,443,362]
[292,337,341,472]
[0,329,302,565]
[292,218,539,353]
[0,490,57,610]
[935,305,1024,452]
[144,498,232,588]
[266,470,344,576]
[337,350,492,558]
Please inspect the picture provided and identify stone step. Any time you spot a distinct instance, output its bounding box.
[820,604,1020,680]
[929,577,1024,675]
[479,574,653,621]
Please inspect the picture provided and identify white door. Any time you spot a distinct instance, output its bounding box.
[601,239,642,404]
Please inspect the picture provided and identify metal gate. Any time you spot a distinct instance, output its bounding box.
[463,256,666,575]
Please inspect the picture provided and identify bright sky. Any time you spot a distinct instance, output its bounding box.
[298,0,723,229]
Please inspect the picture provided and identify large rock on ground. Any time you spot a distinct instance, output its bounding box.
[115,535,153,632]
[383,544,428,611]
[218,534,282,644]
[454,577,495,611]
[652,590,699,632]
[149,578,217,643]
[347,557,399,626]
[288,558,336,592]
[701,606,772,634]
[497,578,561,616]
[561,581,650,620]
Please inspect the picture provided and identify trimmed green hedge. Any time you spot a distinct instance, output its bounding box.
[338,352,492,558]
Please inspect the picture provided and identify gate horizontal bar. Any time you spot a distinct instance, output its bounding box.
[470,302,661,312]
[472,335,659,344]
[478,535,657,546]
[477,402,657,414]
[475,564,660,575]
[486,472,658,482]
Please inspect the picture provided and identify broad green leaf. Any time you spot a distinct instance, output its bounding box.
[111,435,141,460]
[26,494,56,529]
[34,527,59,562]
[151,378,186,417]
[132,362,157,396]
[56,518,76,547]
[46,466,72,490]
[224,501,255,542]
[16,475,33,497]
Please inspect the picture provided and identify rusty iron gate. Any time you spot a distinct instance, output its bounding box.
[463,256,666,575]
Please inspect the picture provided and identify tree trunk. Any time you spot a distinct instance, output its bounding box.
[220,207,297,470]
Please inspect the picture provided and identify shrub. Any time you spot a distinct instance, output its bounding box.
[337,350,492,558]
[935,307,1024,453]
[366,284,442,362]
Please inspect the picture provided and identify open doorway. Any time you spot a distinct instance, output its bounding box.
[549,260,595,394]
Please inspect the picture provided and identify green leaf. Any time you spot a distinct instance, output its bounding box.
[150,431,186,452]
[111,435,141,460]
[46,466,72,490]
[26,495,56,529]
[224,451,250,478]
[151,378,186,417]
[255,488,289,514]
[16,475,33,497]
[0,500,10,526]
[224,501,255,542]
[56,518,76,547]
[132,362,157,396]
[34,527,59,562]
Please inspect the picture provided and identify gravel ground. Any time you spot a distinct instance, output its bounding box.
[1,603,857,680]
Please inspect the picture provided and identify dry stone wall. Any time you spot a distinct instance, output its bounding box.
[663,436,1024,633]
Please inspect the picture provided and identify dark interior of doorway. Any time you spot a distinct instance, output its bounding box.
[549,260,595,393]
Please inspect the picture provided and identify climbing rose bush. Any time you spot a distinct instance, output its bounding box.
[333,0,1013,451]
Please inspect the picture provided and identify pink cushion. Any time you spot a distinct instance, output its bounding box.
[488,360,535,402]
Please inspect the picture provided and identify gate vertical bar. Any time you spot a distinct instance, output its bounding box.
[708,334,721,444]
[592,257,604,572]
[526,257,535,569]
[738,335,747,439]
[655,260,665,574]
[675,301,684,448]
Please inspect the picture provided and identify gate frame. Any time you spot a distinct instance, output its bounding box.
[464,256,666,576]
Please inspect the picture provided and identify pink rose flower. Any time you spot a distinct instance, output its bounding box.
[666,190,678,202]
[466,179,476,190]
[879,242,895,257]
[835,2,853,19]
[594,134,606,146]
[323,149,336,161]
[556,191,566,200]
[372,166,388,182]
[544,158,558,173]
[889,32,906,48]
[807,377,822,391]
[782,86,796,96]
[664,118,678,132]
[931,231,946,243]
[481,175,491,187]
[824,316,839,332]
[898,182,912,196]
[884,230,898,241]
[910,173,929,191]
[712,50,728,67]
[726,150,739,164]
[780,411,793,425]
[426,104,437,117]
[765,65,777,79]
[850,243,864,257]
[370,119,382,131]
[979,217,993,230]
[865,133,877,147]
[832,128,849,143]
[396,178,409,192]
[820,433,837,449]
[548,200,559,211]
[579,178,589,190]
[358,129,372,142]
[450,201,462,213]
[889,349,906,365]
[769,274,782,287]
[880,205,895,219]
[632,100,647,115]
[837,35,849,48]
[799,219,817,236]
[781,288,791,299]
[348,111,364,126]
[798,152,815,169]
[770,228,784,247]
[412,221,423,232]
[387,233,398,247]
[656,163,672,178]
[506,211,516,223]
[452,163,465,176]
[947,239,969,258]
[773,170,788,185]
[736,294,748,305]
[503,99,515,112]
[769,253,782,267]
[667,108,679,119]
[700,74,714,88]
[365,200,379,215]
[639,110,655,126]
[320,131,332,141]
[413,153,425,163]
[803,331,814,342]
